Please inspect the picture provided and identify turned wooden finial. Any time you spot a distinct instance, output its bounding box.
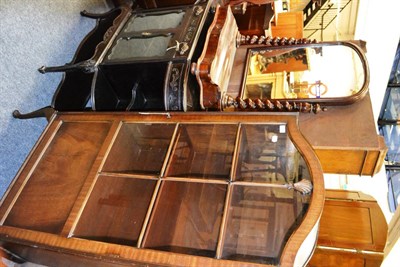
[237,33,317,47]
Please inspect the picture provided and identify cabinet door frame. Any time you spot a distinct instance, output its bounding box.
[0,112,324,267]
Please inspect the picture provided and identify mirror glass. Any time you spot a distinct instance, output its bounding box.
[243,44,366,100]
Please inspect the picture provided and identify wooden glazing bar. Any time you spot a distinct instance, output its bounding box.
[215,183,233,259]
[137,179,162,248]
[160,123,180,177]
[229,123,242,182]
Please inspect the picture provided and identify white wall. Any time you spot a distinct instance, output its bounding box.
[355,0,399,123]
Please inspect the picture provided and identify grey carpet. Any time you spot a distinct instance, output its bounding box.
[0,0,111,197]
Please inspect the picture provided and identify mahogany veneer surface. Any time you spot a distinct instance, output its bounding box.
[308,189,388,267]
[2,121,111,234]
[299,93,387,175]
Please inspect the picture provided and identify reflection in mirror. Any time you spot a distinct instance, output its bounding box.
[243,44,366,100]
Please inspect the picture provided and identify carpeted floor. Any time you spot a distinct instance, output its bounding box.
[0,0,111,197]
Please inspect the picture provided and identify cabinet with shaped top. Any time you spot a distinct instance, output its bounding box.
[0,112,324,267]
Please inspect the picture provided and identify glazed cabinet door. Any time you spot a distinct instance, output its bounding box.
[0,112,324,267]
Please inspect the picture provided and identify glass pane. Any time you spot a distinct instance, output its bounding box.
[124,12,185,32]
[235,124,309,184]
[388,42,400,84]
[380,87,400,121]
[107,36,172,60]
[102,123,175,175]
[4,122,111,234]
[221,185,310,265]
[387,168,400,212]
[380,124,400,164]
[143,181,227,257]
[73,175,156,246]
[166,124,237,179]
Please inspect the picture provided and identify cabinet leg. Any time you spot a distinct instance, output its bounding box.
[80,7,120,19]
[12,106,55,121]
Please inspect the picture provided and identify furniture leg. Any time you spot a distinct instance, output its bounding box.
[12,106,55,121]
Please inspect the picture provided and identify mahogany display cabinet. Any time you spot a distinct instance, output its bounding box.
[0,112,324,267]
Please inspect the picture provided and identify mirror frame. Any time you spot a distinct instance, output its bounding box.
[239,41,370,106]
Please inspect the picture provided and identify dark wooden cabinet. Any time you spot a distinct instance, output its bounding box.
[0,112,324,267]
[26,1,215,116]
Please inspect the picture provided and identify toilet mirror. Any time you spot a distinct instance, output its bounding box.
[241,41,369,105]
